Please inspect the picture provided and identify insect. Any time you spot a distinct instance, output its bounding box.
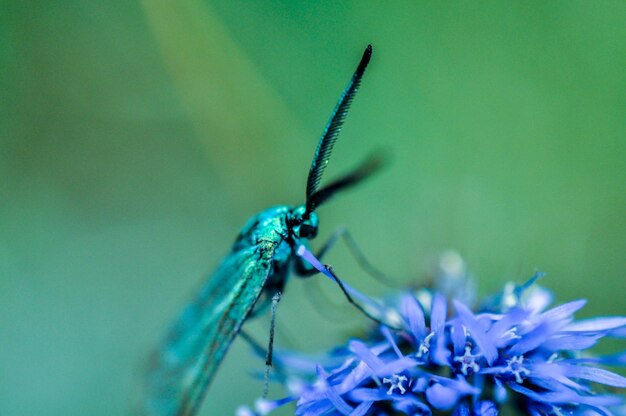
[143,45,380,416]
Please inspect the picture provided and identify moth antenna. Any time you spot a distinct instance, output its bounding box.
[305,45,372,214]
[307,152,385,211]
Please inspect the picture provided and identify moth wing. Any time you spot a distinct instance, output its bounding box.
[143,243,276,415]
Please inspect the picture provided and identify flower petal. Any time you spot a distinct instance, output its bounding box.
[454,300,498,365]
[536,299,587,324]
[402,294,427,341]
[508,321,557,356]
[425,383,460,410]
[557,363,626,388]
[348,340,385,373]
[474,400,498,416]
[564,316,626,333]
[349,401,373,416]
[431,293,447,333]
[541,333,602,351]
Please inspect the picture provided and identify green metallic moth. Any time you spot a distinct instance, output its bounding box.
[143,45,380,416]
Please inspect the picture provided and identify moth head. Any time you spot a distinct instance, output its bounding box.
[289,205,319,240]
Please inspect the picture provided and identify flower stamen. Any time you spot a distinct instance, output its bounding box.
[504,355,530,383]
[417,332,436,358]
[382,374,408,395]
[453,345,481,375]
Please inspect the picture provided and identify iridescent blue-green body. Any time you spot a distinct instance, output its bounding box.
[143,45,376,416]
[144,206,317,415]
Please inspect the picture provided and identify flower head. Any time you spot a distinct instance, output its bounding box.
[241,249,626,415]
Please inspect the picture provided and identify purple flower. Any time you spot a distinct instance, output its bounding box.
[240,249,626,415]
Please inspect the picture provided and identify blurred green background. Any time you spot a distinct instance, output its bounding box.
[1,1,624,415]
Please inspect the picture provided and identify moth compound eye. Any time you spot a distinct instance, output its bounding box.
[299,223,318,239]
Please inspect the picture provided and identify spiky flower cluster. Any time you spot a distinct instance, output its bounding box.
[238,249,626,416]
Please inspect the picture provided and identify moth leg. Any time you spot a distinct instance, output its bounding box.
[263,292,281,398]
[296,227,397,287]
[294,228,344,276]
[239,292,285,398]
[333,227,398,286]
[241,295,282,367]
[324,265,401,330]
